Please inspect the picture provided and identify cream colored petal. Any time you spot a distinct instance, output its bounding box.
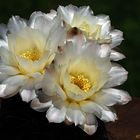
[66,102,85,126]
[8,27,46,54]
[43,72,66,100]
[0,47,17,66]
[110,50,125,61]
[0,72,8,82]
[20,89,37,102]
[0,65,20,75]
[43,74,57,96]
[30,98,52,112]
[3,75,27,87]
[46,106,66,123]
[104,64,128,88]
[80,101,117,122]
[95,88,131,106]
[15,56,43,74]
[8,16,27,33]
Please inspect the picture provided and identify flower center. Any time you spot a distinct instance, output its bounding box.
[70,74,91,92]
[20,48,40,61]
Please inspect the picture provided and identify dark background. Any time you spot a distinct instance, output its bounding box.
[0,0,140,139]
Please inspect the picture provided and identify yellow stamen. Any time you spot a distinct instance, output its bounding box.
[20,48,40,61]
[70,74,91,92]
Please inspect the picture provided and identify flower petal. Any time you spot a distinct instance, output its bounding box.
[95,88,131,106]
[29,11,55,37]
[8,16,27,33]
[3,75,27,86]
[30,98,52,112]
[58,5,93,25]
[110,30,123,48]
[0,72,8,82]
[110,50,125,61]
[79,114,98,135]
[99,44,110,58]
[0,65,20,75]
[46,17,66,50]
[66,102,85,125]
[104,64,128,88]
[0,47,17,66]
[0,84,19,98]
[81,124,97,135]
[58,5,75,24]
[20,89,37,102]
[80,101,117,122]
[46,106,66,123]
[43,72,66,100]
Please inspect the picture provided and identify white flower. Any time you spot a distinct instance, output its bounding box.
[0,11,65,102]
[57,5,125,61]
[31,40,131,135]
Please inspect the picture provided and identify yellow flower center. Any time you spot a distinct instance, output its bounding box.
[20,48,40,61]
[70,74,91,92]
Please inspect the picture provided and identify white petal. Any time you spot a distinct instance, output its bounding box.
[8,16,27,33]
[110,30,123,48]
[46,107,66,123]
[0,39,8,48]
[104,64,128,88]
[78,6,93,16]
[3,75,27,86]
[95,88,131,106]
[80,101,117,122]
[45,10,57,20]
[30,98,52,112]
[0,72,8,82]
[20,89,37,102]
[0,47,17,66]
[58,5,75,24]
[29,11,54,37]
[0,65,20,75]
[0,84,19,98]
[79,114,98,135]
[47,18,66,50]
[110,50,125,61]
[99,44,110,58]
[66,103,85,126]
[100,18,111,37]
[82,124,97,135]
[43,72,66,100]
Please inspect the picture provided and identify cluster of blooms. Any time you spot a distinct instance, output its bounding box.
[0,5,131,135]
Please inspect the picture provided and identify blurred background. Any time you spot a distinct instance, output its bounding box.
[0,0,139,97]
